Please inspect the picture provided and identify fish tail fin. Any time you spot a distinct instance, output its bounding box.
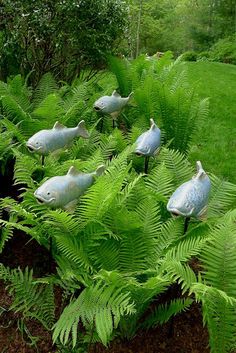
[94,164,105,177]
[150,118,157,130]
[196,161,206,179]
[77,120,89,138]
[128,91,134,99]
[196,161,203,172]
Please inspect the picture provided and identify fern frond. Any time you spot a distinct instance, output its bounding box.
[77,147,132,226]
[192,281,236,353]
[32,72,58,108]
[8,74,32,112]
[55,235,92,272]
[208,174,236,218]
[164,222,210,262]
[53,282,135,346]
[142,297,193,329]
[108,56,132,96]
[1,95,32,123]
[13,150,38,190]
[159,148,193,187]
[1,117,26,144]
[0,223,14,253]
[145,162,174,200]
[165,261,197,293]
[44,209,80,235]
[193,217,236,353]
[0,265,55,330]
[32,93,64,127]
[155,217,184,258]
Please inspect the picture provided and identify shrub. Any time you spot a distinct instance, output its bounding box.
[197,51,210,61]
[0,0,128,84]
[180,51,198,62]
[209,35,236,65]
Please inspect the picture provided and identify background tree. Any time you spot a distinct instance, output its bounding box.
[124,0,236,57]
[0,0,128,84]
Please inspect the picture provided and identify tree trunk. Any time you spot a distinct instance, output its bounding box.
[136,0,143,58]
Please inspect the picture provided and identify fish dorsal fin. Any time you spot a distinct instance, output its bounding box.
[67,166,81,176]
[195,160,206,179]
[150,118,156,130]
[95,164,105,177]
[112,90,121,98]
[53,121,65,129]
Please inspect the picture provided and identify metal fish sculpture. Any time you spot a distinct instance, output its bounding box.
[93,90,133,119]
[167,161,211,219]
[26,120,89,156]
[34,165,105,210]
[135,118,161,157]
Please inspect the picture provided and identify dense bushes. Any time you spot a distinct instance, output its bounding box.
[181,36,236,65]
[0,0,127,84]
[180,51,198,62]
[209,35,236,65]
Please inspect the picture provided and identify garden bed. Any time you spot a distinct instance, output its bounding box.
[0,232,209,353]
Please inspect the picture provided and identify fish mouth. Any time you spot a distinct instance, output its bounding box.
[94,105,101,112]
[167,207,188,218]
[34,191,55,205]
[94,105,106,113]
[35,197,45,204]
[26,143,41,153]
[135,150,145,157]
[171,211,181,217]
[26,143,36,152]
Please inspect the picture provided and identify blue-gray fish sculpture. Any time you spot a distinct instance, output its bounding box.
[34,165,105,210]
[26,120,89,156]
[167,161,211,219]
[93,90,133,118]
[135,118,161,156]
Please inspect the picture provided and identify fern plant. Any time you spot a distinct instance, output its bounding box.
[0,264,55,330]
[0,56,236,352]
[108,53,209,153]
[1,143,235,350]
[196,212,236,353]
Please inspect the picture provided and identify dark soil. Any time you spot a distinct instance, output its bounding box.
[0,232,210,353]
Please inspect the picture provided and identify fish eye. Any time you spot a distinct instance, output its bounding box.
[36,142,39,145]
[47,192,50,195]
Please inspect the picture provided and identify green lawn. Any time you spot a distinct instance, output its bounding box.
[184,61,236,184]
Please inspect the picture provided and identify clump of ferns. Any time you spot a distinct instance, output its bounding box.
[1,54,209,159]
[0,62,236,352]
[1,145,236,351]
[108,53,209,154]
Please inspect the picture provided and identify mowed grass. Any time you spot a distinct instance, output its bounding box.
[184,61,236,184]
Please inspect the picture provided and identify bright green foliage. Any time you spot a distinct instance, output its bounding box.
[185,61,236,183]
[198,215,236,353]
[53,281,135,347]
[209,35,236,65]
[142,297,193,328]
[1,142,235,347]
[0,56,235,351]
[0,265,55,330]
[109,54,209,153]
[125,0,236,57]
